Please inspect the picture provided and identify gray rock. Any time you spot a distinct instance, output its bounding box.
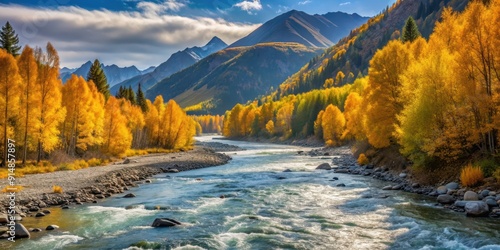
[382,185,393,190]
[151,218,182,227]
[437,194,455,204]
[334,169,350,174]
[392,185,403,190]
[332,177,339,180]
[445,182,459,190]
[316,163,332,170]
[454,200,467,208]
[123,158,131,164]
[486,198,498,207]
[46,225,59,230]
[480,190,490,198]
[464,191,479,201]
[437,186,448,195]
[166,168,179,173]
[283,169,292,172]
[465,201,490,217]
[399,173,407,178]
[489,191,496,196]
[15,223,30,239]
[336,183,346,187]
[412,183,420,189]
[42,210,51,214]
[123,193,136,198]
[35,212,46,217]
[30,228,42,232]
[145,179,152,183]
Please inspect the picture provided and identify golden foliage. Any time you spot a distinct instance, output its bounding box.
[357,153,369,166]
[52,185,63,194]
[460,165,484,187]
[1,185,24,193]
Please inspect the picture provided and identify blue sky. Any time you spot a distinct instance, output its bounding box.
[0,0,396,69]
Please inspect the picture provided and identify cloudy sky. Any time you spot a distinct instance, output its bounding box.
[0,0,395,69]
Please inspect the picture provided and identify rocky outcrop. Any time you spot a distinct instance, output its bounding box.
[151,218,182,227]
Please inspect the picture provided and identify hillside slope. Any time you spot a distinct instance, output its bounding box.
[146,43,323,114]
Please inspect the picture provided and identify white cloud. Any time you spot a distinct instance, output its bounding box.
[234,0,262,13]
[137,0,186,15]
[298,0,312,5]
[339,2,351,6]
[0,4,260,68]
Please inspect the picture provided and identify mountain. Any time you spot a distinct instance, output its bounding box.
[110,36,228,95]
[60,61,142,87]
[229,10,368,48]
[140,66,156,74]
[146,43,323,114]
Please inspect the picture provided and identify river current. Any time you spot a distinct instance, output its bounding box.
[8,136,500,249]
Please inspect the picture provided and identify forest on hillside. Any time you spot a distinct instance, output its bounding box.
[222,0,500,185]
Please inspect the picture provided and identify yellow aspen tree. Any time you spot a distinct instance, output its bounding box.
[120,99,145,148]
[33,43,66,162]
[363,40,411,148]
[275,102,294,137]
[144,99,160,147]
[0,49,20,166]
[17,46,38,165]
[103,97,132,156]
[314,110,324,140]
[265,120,274,136]
[342,92,364,140]
[321,104,345,146]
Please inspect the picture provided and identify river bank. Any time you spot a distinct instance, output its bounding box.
[0,144,234,238]
[304,146,500,218]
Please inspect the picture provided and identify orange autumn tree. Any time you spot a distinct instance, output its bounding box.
[33,43,66,162]
[0,49,20,166]
[319,104,345,146]
[103,97,132,156]
[16,46,39,165]
[61,75,103,155]
[363,40,411,148]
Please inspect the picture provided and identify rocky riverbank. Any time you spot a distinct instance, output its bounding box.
[0,146,233,239]
[305,146,500,218]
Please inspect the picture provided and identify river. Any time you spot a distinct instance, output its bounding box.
[7,136,500,249]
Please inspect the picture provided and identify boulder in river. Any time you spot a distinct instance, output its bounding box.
[283,169,292,173]
[151,218,182,227]
[445,182,459,190]
[35,212,46,217]
[316,163,332,170]
[334,169,350,174]
[437,194,455,204]
[123,193,136,198]
[15,223,30,239]
[166,168,179,173]
[436,186,448,195]
[399,173,407,178]
[336,183,346,187]
[480,190,490,198]
[465,201,490,217]
[486,198,498,207]
[464,191,479,201]
[454,200,467,208]
[46,225,59,230]
[30,228,42,232]
[382,185,393,190]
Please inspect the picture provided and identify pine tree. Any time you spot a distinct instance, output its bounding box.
[401,17,421,43]
[136,83,148,112]
[127,86,136,105]
[0,22,21,57]
[87,59,110,100]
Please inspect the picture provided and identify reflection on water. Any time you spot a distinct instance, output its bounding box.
[5,136,500,250]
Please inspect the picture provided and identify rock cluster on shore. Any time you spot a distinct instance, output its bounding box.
[306,146,500,218]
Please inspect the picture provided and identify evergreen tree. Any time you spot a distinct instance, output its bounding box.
[401,17,421,43]
[116,86,125,99]
[136,83,148,112]
[126,86,136,105]
[0,22,21,56]
[87,59,110,100]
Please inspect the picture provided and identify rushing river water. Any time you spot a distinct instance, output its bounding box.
[7,136,500,250]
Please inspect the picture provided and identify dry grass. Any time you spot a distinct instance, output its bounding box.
[52,185,63,193]
[461,164,484,187]
[357,153,369,165]
[1,185,24,193]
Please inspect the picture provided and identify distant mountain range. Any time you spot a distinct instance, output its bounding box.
[145,10,368,114]
[229,10,368,48]
[60,62,147,87]
[110,36,227,94]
